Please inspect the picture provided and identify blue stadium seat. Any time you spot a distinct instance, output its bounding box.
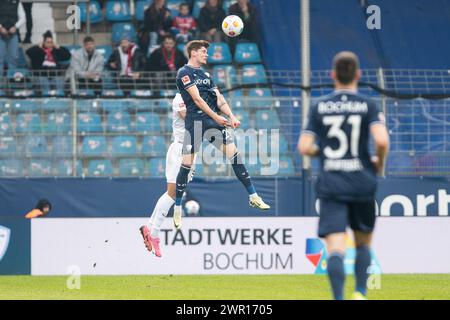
[155,99,172,111]
[96,45,113,60]
[160,89,177,98]
[81,136,108,156]
[101,89,125,98]
[16,113,41,133]
[234,42,262,64]
[0,113,13,135]
[130,90,153,98]
[163,113,172,134]
[76,99,101,112]
[166,0,183,17]
[23,136,49,156]
[248,88,273,109]
[0,90,5,97]
[56,159,82,176]
[46,113,71,134]
[111,135,138,156]
[41,88,65,98]
[142,136,166,156]
[106,0,132,21]
[41,99,71,112]
[241,64,267,85]
[213,65,237,87]
[101,99,128,112]
[80,0,103,23]
[135,112,161,133]
[233,110,251,129]
[87,160,113,176]
[136,0,152,21]
[129,100,156,112]
[28,159,52,176]
[225,89,244,109]
[207,42,232,64]
[0,137,16,156]
[193,0,206,18]
[11,100,38,112]
[0,100,6,113]
[148,157,165,176]
[0,159,22,176]
[52,136,73,157]
[107,111,132,132]
[118,158,145,176]
[76,89,96,97]
[111,23,137,43]
[255,110,281,130]
[78,113,103,133]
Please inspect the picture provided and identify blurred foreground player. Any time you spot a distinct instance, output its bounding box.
[298,51,389,300]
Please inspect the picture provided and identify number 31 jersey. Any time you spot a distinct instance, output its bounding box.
[303,90,386,201]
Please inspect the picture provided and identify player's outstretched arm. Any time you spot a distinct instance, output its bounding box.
[186,85,228,126]
[214,89,240,128]
[298,133,320,157]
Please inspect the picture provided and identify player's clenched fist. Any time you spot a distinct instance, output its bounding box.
[230,115,241,129]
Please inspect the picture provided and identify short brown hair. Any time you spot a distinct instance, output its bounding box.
[186,40,209,58]
[332,51,359,85]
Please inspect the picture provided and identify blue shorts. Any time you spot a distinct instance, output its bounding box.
[182,117,233,155]
[318,198,376,238]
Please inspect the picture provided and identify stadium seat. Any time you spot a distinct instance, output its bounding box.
[207,42,232,64]
[11,99,38,112]
[247,88,274,109]
[254,110,281,130]
[41,99,71,112]
[0,137,16,156]
[80,0,103,23]
[0,159,22,176]
[75,89,96,98]
[28,159,52,176]
[130,90,153,98]
[118,158,145,176]
[225,89,244,109]
[141,136,166,156]
[135,0,152,21]
[41,88,65,98]
[128,100,156,112]
[82,136,108,156]
[106,0,132,21]
[160,89,177,98]
[107,111,132,132]
[77,113,103,133]
[148,157,165,176]
[111,23,137,43]
[234,42,262,64]
[135,112,161,133]
[46,113,71,133]
[241,64,267,85]
[87,160,113,176]
[52,136,73,157]
[0,100,7,112]
[76,99,101,112]
[101,89,125,98]
[100,99,128,112]
[111,135,138,156]
[0,90,5,97]
[155,99,172,111]
[96,45,113,60]
[16,113,41,133]
[213,65,237,88]
[23,136,49,156]
[0,113,13,135]
[56,159,82,177]
[166,0,183,17]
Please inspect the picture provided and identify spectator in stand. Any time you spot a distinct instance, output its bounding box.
[198,0,226,43]
[68,36,105,93]
[147,35,187,72]
[107,34,147,95]
[0,0,25,71]
[26,30,71,95]
[21,0,33,43]
[171,3,197,44]
[228,0,259,52]
[143,0,172,56]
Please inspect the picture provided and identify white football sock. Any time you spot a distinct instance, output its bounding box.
[148,192,175,238]
[249,193,258,198]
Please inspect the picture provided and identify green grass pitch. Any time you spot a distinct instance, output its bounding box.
[0,274,449,300]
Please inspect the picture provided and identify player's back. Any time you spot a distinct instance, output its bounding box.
[176,65,219,120]
[305,89,384,201]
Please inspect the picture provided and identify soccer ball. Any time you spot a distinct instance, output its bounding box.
[184,200,200,216]
[222,15,244,37]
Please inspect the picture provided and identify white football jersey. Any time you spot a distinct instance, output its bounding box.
[172,93,186,142]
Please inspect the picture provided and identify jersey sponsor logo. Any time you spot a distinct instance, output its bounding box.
[194,78,211,86]
[181,75,191,86]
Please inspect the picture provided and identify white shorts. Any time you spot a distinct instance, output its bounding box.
[165,141,184,184]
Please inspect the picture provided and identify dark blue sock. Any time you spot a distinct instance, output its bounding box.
[327,252,345,300]
[175,165,191,206]
[355,245,371,296]
[230,152,256,195]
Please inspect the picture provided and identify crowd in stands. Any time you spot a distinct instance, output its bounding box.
[0,0,260,92]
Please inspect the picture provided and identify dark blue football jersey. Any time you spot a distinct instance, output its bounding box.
[303,90,385,201]
[176,65,219,120]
